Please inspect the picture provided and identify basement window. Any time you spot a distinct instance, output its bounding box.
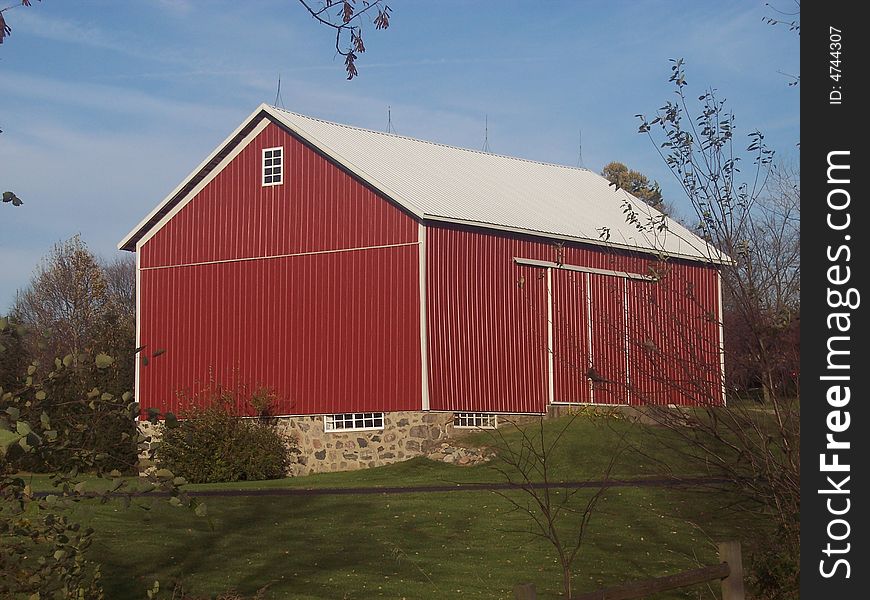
[453,412,498,429]
[324,412,384,432]
[262,146,283,186]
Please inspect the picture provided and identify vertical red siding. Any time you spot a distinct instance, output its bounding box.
[137,122,421,416]
[624,262,722,406]
[141,123,416,269]
[426,225,723,411]
[139,246,421,416]
[426,227,550,413]
[552,270,592,403]
[587,274,630,404]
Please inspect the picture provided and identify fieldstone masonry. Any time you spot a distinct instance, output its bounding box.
[137,411,508,477]
[277,411,483,476]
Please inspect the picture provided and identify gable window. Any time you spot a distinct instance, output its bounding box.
[453,412,498,429]
[324,412,384,432]
[262,146,283,186]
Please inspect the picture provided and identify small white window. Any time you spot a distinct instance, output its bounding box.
[453,412,497,429]
[324,412,384,432]
[262,146,283,186]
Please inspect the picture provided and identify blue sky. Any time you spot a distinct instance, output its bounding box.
[0,0,799,311]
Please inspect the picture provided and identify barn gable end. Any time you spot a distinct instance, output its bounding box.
[134,119,423,417]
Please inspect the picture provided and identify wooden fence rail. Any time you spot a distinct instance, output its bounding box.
[570,563,729,600]
[514,541,744,600]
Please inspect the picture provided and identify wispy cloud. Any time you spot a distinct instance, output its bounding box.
[151,0,194,17]
[3,72,245,130]
[13,10,181,65]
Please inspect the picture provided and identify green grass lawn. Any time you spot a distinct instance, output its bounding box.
[15,414,771,599]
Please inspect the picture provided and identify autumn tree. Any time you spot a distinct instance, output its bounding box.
[601,161,667,213]
[8,237,137,470]
[721,162,799,398]
[10,235,136,395]
[14,236,113,359]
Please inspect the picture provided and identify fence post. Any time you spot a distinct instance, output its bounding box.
[513,582,537,600]
[718,541,745,600]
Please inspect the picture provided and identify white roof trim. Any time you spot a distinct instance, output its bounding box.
[134,119,271,250]
[118,106,271,251]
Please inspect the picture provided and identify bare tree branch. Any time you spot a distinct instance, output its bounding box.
[296,0,392,79]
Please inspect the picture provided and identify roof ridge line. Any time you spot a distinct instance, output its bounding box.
[266,104,594,174]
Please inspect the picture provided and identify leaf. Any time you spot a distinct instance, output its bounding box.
[95,353,114,369]
[195,503,208,517]
[0,429,21,455]
[2,191,23,205]
[155,468,174,479]
[5,406,20,420]
[16,421,32,436]
[62,354,74,367]
[35,390,46,400]
[0,14,10,45]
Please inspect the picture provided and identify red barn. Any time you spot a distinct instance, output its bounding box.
[120,105,725,473]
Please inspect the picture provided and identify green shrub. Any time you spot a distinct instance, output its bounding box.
[751,522,800,600]
[154,387,291,483]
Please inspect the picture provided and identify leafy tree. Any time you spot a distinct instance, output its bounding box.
[633,59,799,598]
[601,161,666,212]
[1,317,204,599]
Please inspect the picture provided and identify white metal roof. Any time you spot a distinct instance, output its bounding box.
[120,104,723,263]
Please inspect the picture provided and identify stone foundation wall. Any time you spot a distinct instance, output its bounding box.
[138,410,549,477]
[278,411,459,476]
